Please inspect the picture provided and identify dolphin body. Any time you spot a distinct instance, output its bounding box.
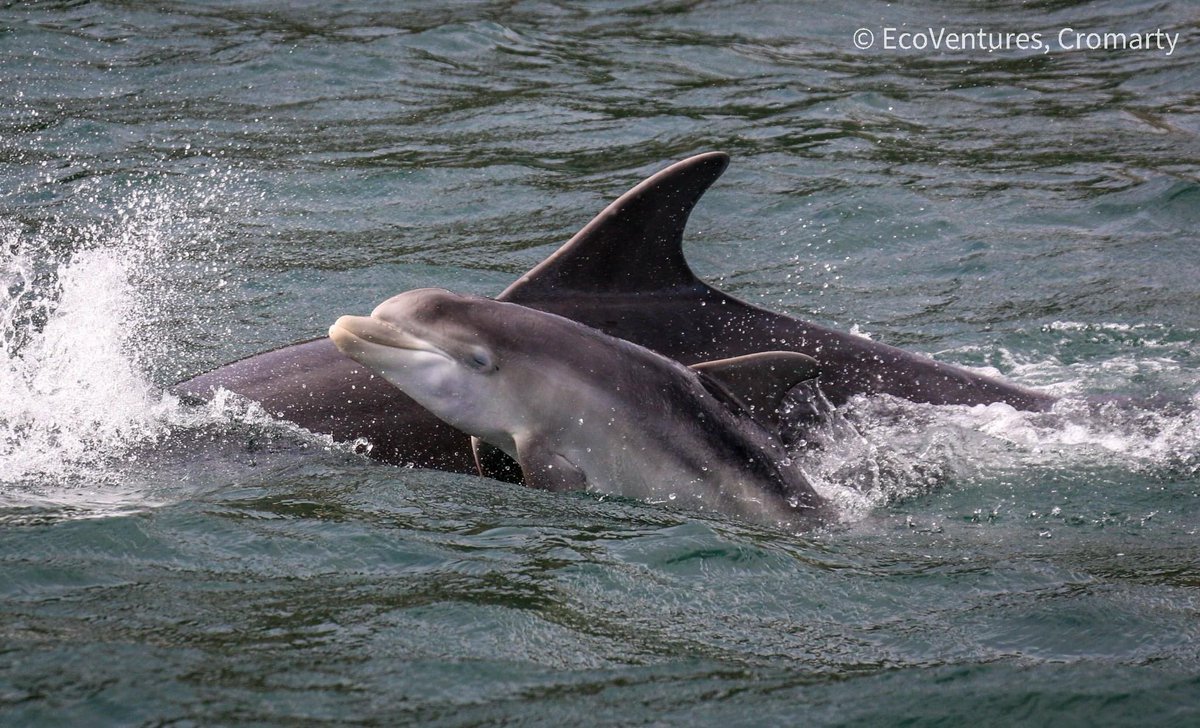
[174,152,1055,472]
[328,288,832,526]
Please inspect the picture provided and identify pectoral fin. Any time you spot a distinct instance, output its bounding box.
[471,437,524,484]
[691,351,822,428]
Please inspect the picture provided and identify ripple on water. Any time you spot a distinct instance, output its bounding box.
[1,0,1198,724]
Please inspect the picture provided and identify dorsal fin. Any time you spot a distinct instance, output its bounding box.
[499,152,729,301]
[691,352,822,428]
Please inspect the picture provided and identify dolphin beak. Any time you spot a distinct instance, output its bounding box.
[329,315,428,355]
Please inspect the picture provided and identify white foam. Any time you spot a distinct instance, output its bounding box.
[848,323,873,340]
[796,385,1200,526]
[0,174,327,517]
[8,248,159,464]
[789,324,1200,525]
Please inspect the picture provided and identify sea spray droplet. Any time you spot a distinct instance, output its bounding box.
[0,170,253,509]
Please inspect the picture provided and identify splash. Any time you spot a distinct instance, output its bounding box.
[944,321,1200,477]
[785,387,978,523]
[0,171,328,517]
[792,354,1199,525]
[0,230,175,480]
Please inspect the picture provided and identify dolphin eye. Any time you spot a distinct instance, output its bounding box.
[470,348,494,371]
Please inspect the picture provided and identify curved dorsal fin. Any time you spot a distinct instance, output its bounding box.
[499,151,729,301]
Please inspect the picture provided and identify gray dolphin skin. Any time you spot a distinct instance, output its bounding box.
[329,288,831,527]
[174,152,1055,471]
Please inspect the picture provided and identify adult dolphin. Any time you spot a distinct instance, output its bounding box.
[175,152,1055,471]
[328,288,832,527]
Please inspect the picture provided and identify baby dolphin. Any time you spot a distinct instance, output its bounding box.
[329,288,831,527]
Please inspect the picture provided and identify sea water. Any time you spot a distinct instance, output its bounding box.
[1,2,1197,724]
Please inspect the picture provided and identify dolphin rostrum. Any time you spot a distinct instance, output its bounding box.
[174,153,1055,472]
[329,288,832,527]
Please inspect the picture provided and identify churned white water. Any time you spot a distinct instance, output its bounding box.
[795,342,1199,524]
[0,178,327,515]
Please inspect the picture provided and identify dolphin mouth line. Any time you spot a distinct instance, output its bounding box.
[329,315,448,359]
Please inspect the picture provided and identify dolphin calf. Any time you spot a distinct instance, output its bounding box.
[329,288,831,527]
[175,152,1055,472]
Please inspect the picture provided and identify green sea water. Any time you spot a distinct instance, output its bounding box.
[2,2,1198,725]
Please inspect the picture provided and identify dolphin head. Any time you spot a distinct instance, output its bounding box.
[329,288,521,443]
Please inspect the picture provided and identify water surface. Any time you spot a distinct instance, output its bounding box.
[2,1,1198,724]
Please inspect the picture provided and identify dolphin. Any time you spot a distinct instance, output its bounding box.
[174,152,1055,473]
[328,288,832,527]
